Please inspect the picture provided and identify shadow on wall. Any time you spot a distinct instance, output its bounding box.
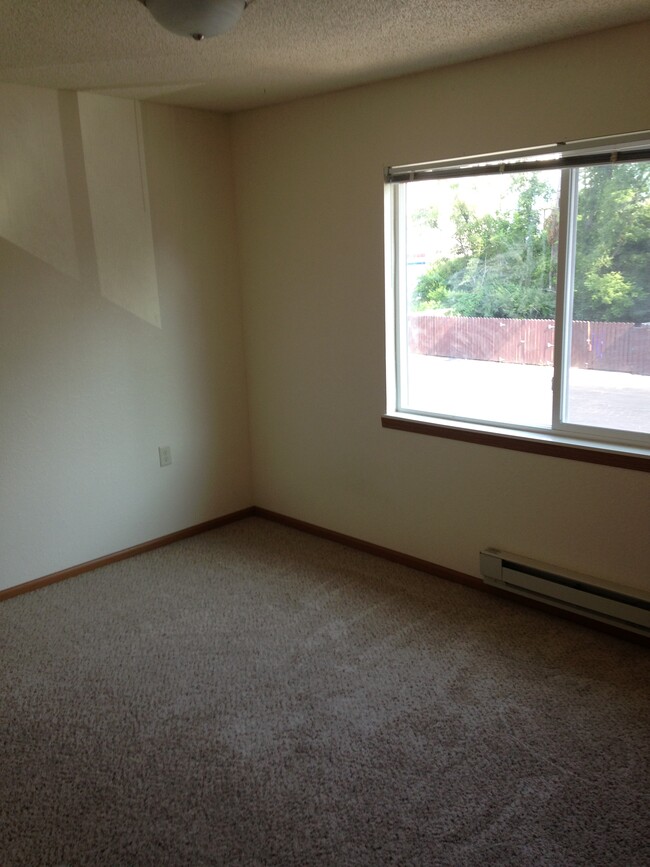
[0,84,161,328]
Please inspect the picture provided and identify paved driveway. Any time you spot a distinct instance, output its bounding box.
[404,355,650,434]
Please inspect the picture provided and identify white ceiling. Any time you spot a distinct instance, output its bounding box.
[1,0,649,113]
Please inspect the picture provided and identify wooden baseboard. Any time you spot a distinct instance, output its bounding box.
[3,504,646,646]
[251,506,483,589]
[251,507,649,647]
[0,508,255,602]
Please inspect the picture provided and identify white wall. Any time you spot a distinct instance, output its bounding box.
[0,86,252,591]
[232,23,650,592]
[2,24,648,597]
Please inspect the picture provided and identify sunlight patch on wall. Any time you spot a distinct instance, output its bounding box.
[78,93,161,328]
[0,83,78,279]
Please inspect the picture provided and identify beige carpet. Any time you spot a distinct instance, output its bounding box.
[1,517,649,866]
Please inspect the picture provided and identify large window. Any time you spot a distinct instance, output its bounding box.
[385,135,650,465]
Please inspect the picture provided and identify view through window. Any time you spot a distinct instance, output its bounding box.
[388,139,650,449]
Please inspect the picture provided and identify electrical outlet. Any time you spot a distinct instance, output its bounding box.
[159,445,172,467]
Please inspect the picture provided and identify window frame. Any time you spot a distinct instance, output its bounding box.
[384,134,650,472]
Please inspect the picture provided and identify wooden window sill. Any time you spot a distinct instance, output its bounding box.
[382,414,650,473]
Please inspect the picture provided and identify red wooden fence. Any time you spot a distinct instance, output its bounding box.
[408,316,650,375]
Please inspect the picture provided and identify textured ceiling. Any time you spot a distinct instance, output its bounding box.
[1,0,649,112]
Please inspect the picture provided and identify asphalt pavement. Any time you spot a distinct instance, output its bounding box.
[405,355,650,434]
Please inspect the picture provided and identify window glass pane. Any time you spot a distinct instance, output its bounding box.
[401,170,561,427]
[565,163,650,434]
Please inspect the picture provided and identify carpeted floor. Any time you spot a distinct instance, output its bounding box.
[1,517,649,866]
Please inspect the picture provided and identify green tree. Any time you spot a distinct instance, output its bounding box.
[413,164,649,321]
[412,174,558,318]
[573,162,650,322]
[412,205,439,231]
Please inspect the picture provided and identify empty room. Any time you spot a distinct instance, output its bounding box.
[1,2,649,865]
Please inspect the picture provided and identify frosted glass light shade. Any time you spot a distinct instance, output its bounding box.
[144,0,246,39]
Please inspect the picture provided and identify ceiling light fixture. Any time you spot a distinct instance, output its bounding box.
[140,0,249,41]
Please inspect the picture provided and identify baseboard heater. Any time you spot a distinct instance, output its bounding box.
[480,548,650,637]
